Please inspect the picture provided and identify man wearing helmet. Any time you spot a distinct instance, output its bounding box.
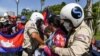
[51,3,93,56]
[22,12,45,56]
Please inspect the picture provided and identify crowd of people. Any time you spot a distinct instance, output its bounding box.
[0,13,27,35]
[0,12,27,56]
[0,3,98,56]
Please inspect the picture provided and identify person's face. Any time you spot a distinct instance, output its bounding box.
[47,22,55,33]
[36,19,46,33]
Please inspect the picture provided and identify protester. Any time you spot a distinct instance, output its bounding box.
[10,16,17,26]
[2,14,16,34]
[9,16,18,33]
[0,17,15,56]
[0,18,4,33]
[45,15,67,48]
[35,15,67,56]
[15,16,27,56]
[0,17,12,34]
[91,38,96,51]
[0,21,3,32]
[91,38,100,56]
[22,12,45,56]
[16,16,27,31]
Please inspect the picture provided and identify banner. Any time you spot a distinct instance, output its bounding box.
[42,7,51,26]
[0,29,24,53]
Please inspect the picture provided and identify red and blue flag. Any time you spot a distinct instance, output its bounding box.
[0,29,24,53]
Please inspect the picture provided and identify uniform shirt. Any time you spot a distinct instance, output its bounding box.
[23,20,39,49]
[54,21,93,56]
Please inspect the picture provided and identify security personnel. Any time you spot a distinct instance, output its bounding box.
[52,3,93,56]
[22,12,45,56]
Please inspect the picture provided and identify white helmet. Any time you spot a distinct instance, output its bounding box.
[30,12,44,24]
[60,3,84,27]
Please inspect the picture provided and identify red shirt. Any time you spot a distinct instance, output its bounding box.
[17,23,25,30]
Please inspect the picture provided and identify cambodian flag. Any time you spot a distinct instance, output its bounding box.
[0,29,24,53]
[42,7,52,26]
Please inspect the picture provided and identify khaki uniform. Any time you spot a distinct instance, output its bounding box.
[54,21,93,56]
[22,21,39,56]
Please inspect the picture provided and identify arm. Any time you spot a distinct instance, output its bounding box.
[31,32,44,45]
[28,28,44,45]
[53,27,92,56]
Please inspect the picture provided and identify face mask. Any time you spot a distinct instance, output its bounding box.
[63,22,72,31]
[60,19,73,33]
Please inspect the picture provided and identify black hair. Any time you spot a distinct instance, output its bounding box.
[0,22,3,28]
[48,15,60,28]
[36,19,44,40]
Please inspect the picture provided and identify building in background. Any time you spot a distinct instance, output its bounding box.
[6,11,15,16]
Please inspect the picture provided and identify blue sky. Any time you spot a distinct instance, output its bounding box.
[0,0,99,16]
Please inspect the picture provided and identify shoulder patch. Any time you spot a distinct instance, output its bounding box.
[75,34,87,41]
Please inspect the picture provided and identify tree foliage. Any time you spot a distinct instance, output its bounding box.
[45,2,66,15]
[21,8,34,20]
[92,1,100,35]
